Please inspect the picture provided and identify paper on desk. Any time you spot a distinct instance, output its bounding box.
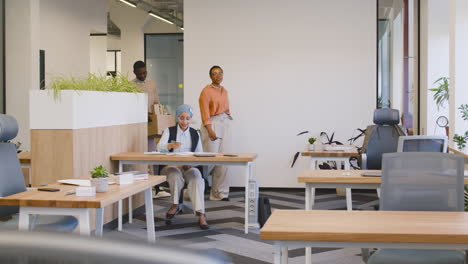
[58,179,116,186]
[173,152,194,156]
[58,179,91,187]
[144,151,167,155]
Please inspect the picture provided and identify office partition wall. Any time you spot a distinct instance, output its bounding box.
[145,34,183,116]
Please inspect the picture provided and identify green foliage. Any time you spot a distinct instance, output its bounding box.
[453,133,468,150]
[308,137,317,144]
[429,77,449,110]
[90,165,109,178]
[47,73,144,100]
[459,104,468,121]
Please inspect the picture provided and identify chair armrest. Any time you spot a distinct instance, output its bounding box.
[361,153,367,170]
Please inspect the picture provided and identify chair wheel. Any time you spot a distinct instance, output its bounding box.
[165,219,172,225]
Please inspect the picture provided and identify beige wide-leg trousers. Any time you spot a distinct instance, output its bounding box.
[162,166,205,214]
[201,113,231,200]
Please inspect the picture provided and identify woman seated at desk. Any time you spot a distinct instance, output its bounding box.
[157,104,209,230]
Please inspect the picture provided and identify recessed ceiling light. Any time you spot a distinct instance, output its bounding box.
[148,12,174,25]
[119,0,136,8]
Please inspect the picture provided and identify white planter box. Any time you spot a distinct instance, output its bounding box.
[30,90,147,129]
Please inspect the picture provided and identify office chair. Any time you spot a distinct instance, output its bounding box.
[0,231,227,264]
[367,152,465,264]
[361,108,406,170]
[0,114,78,232]
[397,135,448,153]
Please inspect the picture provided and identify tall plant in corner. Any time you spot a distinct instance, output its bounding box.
[429,77,449,110]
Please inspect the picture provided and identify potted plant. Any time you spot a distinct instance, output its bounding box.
[429,77,449,110]
[308,137,317,150]
[90,165,109,193]
[454,104,468,152]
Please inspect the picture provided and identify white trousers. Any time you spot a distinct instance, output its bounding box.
[162,166,205,214]
[201,113,231,200]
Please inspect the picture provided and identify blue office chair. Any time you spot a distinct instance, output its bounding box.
[0,114,78,232]
[367,152,465,264]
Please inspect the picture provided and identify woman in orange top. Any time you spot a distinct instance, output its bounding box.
[199,66,233,201]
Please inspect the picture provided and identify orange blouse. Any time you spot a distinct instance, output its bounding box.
[199,84,231,125]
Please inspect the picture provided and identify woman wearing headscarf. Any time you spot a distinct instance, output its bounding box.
[157,104,209,230]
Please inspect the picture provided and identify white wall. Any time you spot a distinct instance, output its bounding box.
[5,0,39,150]
[5,0,106,150]
[185,0,376,187]
[40,0,106,85]
[90,35,108,75]
[420,0,449,136]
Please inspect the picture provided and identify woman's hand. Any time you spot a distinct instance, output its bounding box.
[182,165,192,171]
[168,142,181,149]
[206,125,218,141]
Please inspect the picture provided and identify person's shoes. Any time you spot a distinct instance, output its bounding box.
[154,191,171,199]
[165,206,180,225]
[199,223,210,230]
[221,197,230,201]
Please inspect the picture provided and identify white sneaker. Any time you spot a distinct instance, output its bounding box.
[154,191,171,199]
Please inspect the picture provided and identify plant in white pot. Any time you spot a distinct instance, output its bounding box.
[308,137,317,150]
[90,165,109,193]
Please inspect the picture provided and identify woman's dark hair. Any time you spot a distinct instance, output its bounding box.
[209,65,223,75]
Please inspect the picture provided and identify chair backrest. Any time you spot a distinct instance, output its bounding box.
[397,135,448,153]
[363,108,405,169]
[0,115,27,219]
[0,231,227,264]
[380,152,464,211]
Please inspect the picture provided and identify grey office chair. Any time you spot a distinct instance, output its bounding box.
[361,108,406,170]
[397,135,448,153]
[367,152,465,264]
[0,231,227,263]
[0,114,78,232]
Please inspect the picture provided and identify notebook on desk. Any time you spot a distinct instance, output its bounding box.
[361,171,382,177]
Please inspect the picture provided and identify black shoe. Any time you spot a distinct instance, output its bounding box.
[199,224,210,230]
[221,197,230,201]
[165,207,180,225]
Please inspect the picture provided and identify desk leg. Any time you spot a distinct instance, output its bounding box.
[310,158,318,169]
[18,208,29,231]
[145,187,156,243]
[344,160,352,211]
[118,161,124,231]
[78,209,91,236]
[95,208,104,237]
[129,196,133,224]
[118,200,123,231]
[274,246,282,264]
[305,184,315,210]
[281,247,288,264]
[244,163,250,234]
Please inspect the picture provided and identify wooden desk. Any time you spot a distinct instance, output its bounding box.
[299,169,468,210]
[301,146,359,206]
[450,147,468,163]
[110,152,258,234]
[261,210,468,264]
[0,176,165,243]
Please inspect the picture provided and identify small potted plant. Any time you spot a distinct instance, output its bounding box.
[308,137,317,150]
[90,165,109,193]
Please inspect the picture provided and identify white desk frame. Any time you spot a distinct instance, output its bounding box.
[117,159,258,234]
[273,240,468,264]
[17,187,156,243]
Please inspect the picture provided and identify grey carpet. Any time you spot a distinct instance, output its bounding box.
[104,188,378,264]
